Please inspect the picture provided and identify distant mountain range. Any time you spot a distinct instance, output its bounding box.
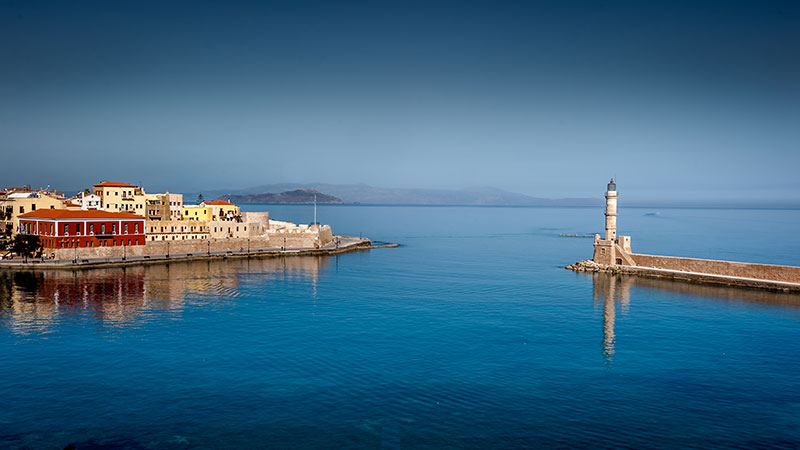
[188,183,601,206]
[222,189,343,204]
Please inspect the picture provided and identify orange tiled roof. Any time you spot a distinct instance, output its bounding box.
[203,200,235,206]
[93,181,136,188]
[19,210,144,220]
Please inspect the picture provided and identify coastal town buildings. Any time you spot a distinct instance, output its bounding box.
[18,210,146,249]
[0,190,64,235]
[145,193,170,221]
[166,193,183,220]
[146,220,209,241]
[145,192,184,221]
[1,180,347,263]
[92,181,146,216]
[182,200,240,221]
[75,192,103,210]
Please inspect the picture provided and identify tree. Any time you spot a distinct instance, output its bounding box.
[11,234,42,261]
[197,193,204,204]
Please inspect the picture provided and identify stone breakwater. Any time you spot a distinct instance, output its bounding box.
[567,259,800,293]
[0,236,382,270]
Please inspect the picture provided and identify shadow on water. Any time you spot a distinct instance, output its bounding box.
[586,271,800,364]
[0,255,331,330]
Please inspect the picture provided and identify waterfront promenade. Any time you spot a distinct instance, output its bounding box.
[0,236,382,270]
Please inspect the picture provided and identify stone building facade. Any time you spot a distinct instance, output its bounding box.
[146,220,209,241]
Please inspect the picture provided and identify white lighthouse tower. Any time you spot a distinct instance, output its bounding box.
[605,178,617,240]
[593,178,633,266]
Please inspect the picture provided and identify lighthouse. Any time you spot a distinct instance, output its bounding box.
[605,178,617,240]
[593,179,633,266]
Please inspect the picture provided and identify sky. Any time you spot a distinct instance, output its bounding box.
[1,0,799,202]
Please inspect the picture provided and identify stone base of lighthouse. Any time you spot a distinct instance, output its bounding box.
[593,234,636,266]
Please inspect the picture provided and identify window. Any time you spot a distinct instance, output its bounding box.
[32,204,36,211]
[90,224,94,234]
[115,191,119,196]
[124,223,128,234]
[128,239,131,245]
[135,223,139,233]
[19,206,24,214]
[112,224,116,234]
[101,224,106,234]
[64,224,69,235]
[76,223,82,234]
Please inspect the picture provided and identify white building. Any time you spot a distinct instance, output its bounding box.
[76,192,103,210]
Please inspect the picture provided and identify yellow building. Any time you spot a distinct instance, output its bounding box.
[0,190,65,234]
[182,200,240,221]
[182,205,212,221]
[92,181,146,216]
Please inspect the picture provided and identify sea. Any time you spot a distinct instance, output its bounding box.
[1,205,799,449]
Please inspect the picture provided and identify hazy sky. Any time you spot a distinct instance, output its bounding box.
[1,0,798,201]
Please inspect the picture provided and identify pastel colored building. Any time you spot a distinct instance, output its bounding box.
[146,220,209,241]
[202,200,240,220]
[146,192,184,221]
[0,190,64,235]
[76,192,103,210]
[92,181,146,216]
[18,210,146,249]
[181,205,213,221]
[182,200,240,221]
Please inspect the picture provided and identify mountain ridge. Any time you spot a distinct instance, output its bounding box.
[189,183,600,206]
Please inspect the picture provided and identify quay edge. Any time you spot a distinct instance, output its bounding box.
[0,237,388,271]
[567,259,800,293]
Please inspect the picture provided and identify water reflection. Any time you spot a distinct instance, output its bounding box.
[592,273,632,363]
[0,256,329,332]
[590,272,800,362]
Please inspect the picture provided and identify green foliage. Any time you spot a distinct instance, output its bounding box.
[11,234,42,260]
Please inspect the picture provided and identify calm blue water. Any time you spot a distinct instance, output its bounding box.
[2,205,800,449]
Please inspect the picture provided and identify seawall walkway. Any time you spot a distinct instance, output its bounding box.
[0,236,387,270]
[567,259,800,293]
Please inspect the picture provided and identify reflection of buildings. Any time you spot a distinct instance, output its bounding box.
[0,255,330,332]
[0,269,147,333]
[592,273,632,363]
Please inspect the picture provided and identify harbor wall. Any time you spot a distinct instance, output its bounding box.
[631,254,800,284]
[51,237,270,260]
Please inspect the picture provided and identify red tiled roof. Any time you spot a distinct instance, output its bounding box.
[18,210,144,220]
[93,181,136,188]
[204,200,235,206]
